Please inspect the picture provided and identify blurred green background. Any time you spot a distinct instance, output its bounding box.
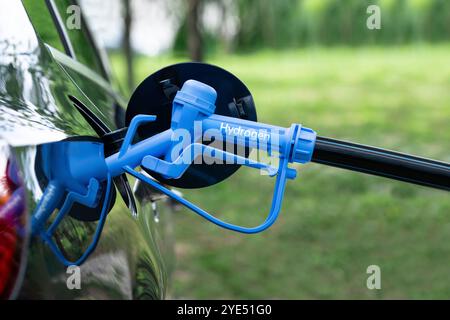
[105,0,450,298]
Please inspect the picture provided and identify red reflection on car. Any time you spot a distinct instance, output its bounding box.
[0,150,27,299]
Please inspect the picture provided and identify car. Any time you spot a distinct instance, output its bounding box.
[0,0,175,299]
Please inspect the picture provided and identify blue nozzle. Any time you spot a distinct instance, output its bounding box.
[32,77,318,267]
[105,79,317,235]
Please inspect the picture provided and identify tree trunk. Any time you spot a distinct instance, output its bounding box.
[122,0,134,92]
[187,0,203,61]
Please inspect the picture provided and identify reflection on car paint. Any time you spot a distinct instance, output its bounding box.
[30,139,113,266]
[0,141,28,299]
[1,0,173,299]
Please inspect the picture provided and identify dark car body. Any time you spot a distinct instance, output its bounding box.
[0,0,174,299]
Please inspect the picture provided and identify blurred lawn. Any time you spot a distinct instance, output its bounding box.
[112,45,450,299]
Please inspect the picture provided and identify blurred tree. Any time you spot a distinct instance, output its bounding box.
[170,0,450,54]
[232,0,450,50]
[122,0,134,91]
[425,0,450,41]
[173,0,230,59]
[235,0,298,49]
[187,0,204,61]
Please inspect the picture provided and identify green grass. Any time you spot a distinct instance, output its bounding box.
[111,45,450,299]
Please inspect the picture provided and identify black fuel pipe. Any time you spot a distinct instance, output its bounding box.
[311,136,450,191]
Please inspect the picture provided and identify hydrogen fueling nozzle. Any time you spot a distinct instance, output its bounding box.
[30,78,317,265]
[104,79,317,234]
[30,63,450,266]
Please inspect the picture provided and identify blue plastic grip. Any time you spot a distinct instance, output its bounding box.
[125,160,290,234]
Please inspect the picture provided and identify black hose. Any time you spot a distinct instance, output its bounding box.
[311,136,450,191]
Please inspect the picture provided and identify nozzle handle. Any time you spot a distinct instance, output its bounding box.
[124,154,291,233]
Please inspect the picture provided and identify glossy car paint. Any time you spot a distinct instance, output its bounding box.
[0,0,174,299]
